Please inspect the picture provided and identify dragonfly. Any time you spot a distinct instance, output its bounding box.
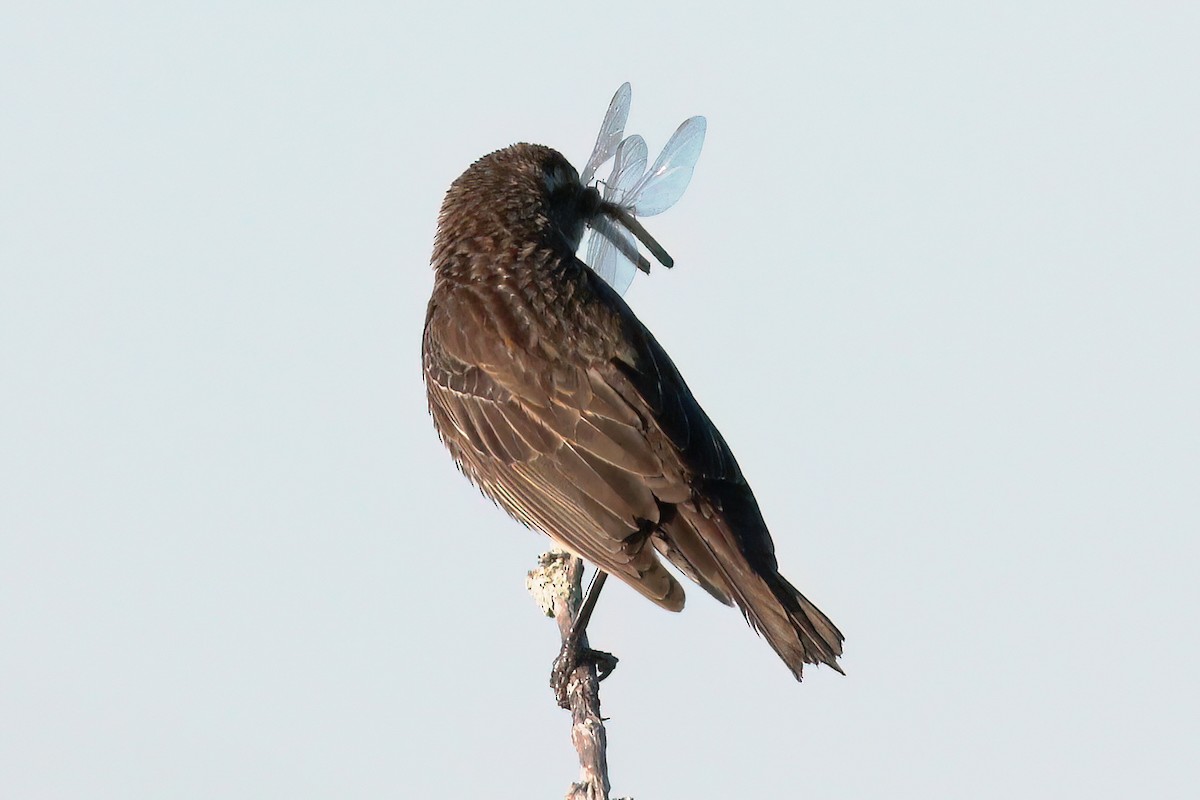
[577,83,707,295]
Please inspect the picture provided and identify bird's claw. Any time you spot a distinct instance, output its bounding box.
[589,648,619,682]
[551,643,619,709]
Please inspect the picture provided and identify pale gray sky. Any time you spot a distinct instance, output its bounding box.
[2,3,1197,798]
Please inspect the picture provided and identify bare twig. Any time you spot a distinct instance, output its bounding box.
[527,550,616,800]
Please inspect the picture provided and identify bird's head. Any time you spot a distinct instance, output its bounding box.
[432,143,668,275]
[433,144,597,264]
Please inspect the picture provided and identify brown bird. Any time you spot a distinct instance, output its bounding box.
[422,105,843,685]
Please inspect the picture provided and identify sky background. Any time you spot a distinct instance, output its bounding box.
[2,2,1197,798]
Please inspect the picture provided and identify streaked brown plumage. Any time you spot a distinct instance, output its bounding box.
[423,142,844,678]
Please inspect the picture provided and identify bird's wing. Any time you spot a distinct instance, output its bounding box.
[423,288,687,610]
[424,276,843,673]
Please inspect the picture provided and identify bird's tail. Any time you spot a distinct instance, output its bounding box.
[757,572,845,677]
[666,499,844,678]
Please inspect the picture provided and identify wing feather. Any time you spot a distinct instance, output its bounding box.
[424,290,687,610]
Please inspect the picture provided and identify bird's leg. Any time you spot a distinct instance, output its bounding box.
[551,570,618,708]
[573,570,619,681]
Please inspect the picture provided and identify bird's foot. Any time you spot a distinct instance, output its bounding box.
[551,642,619,709]
[588,648,619,682]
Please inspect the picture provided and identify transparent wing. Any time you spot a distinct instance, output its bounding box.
[605,135,648,204]
[580,83,632,186]
[584,215,639,296]
[628,116,707,216]
[583,135,647,295]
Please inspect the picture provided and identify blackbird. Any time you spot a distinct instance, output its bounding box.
[422,140,843,685]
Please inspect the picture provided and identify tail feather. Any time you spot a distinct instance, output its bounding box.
[764,573,845,675]
[671,503,845,678]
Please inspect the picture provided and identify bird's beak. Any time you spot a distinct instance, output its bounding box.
[600,202,675,273]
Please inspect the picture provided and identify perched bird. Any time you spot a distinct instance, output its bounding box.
[422,86,843,682]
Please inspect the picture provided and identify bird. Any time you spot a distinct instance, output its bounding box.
[421,94,843,686]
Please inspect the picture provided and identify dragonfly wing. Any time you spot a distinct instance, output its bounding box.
[583,135,648,295]
[608,135,648,204]
[584,215,639,296]
[580,83,632,185]
[629,116,707,216]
